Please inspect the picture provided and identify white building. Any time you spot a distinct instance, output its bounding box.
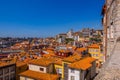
[67,29,73,38]
[68,57,96,80]
[68,69,81,80]
[19,58,59,80]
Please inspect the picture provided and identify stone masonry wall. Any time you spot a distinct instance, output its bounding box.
[95,0,120,80]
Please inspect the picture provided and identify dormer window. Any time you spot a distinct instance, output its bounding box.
[111,22,113,25]
[62,53,64,56]
[40,68,44,71]
[59,53,61,55]
[71,69,75,73]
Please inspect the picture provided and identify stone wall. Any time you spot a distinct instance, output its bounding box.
[95,0,120,79]
[106,0,120,57]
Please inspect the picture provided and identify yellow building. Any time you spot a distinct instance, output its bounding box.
[88,44,104,67]
[54,61,63,79]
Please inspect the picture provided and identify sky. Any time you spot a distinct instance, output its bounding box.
[0,0,105,38]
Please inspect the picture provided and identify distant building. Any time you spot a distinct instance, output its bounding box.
[56,33,67,44]
[67,29,73,38]
[55,50,73,58]
[73,32,80,41]
[81,28,90,38]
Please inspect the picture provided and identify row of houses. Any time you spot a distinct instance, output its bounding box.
[56,28,103,44]
[0,40,104,80]
[0,49,96,80]
[19,54,96,80]
[18,44,104,80]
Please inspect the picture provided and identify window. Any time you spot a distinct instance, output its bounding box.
[96,49,99,52]
[10,66,15,72]
[0,70,3,76]
[71,76,75,80]
[71,69,75,73]
[89,49,91,52]
[91,49,93,52]
[56,68,62,74]
[101,56,104,60]
[59,53,61,55]
[62,53,64,56]
[91,54,93,57]
[10,73,15,80]
[25,77,27,80]
[4,68,9,74]
[96,54,98,57]
[5,76,9,80]
[0,77,3,80]
[40,68,44,71]
[93,54,96,57]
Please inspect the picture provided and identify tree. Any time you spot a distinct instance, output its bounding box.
[90,37,101,42]
[65,38,74,44]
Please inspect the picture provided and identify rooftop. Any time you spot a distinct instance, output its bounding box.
[0,61,15,68]
[88,44,100,48]
[63,54,81,63]
[16,61,27,67]
[29,58,52,67]
[29,57,62,67]
[69,57,96,70]
[19,70,59,80]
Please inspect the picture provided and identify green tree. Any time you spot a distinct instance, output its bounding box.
[65,38,74,44]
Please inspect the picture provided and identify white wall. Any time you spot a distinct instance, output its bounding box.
[20,76,34,80]
[68,69,80,80]
[29,64,47,73]
[107,28,110,39]
[110,25,114,39]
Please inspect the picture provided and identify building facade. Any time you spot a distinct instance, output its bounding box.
[102,0,120,59]
[0,63,16,80]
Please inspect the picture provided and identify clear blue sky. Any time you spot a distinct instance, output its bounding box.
[0,0,105,37]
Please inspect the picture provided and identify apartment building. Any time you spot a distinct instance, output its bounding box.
[62,55,96,80]
[19,47,96,80]
[19,57,60,80]
[68,57,96,80]
[0,60,16,80]
[88,44,105,67]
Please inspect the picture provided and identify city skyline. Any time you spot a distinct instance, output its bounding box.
[0,0,105,37]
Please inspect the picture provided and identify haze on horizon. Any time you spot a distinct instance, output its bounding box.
[0,0,105,38]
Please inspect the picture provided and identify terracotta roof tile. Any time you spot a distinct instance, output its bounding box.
[19,70,59,80]
[63,54,81,63]
[69,57,96,70]
[29,57,62,67]
[16,61,27,67]
[43,53,56,58]
[29,58,52,67]
[0,62,15,67]
[88,44,100,48]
